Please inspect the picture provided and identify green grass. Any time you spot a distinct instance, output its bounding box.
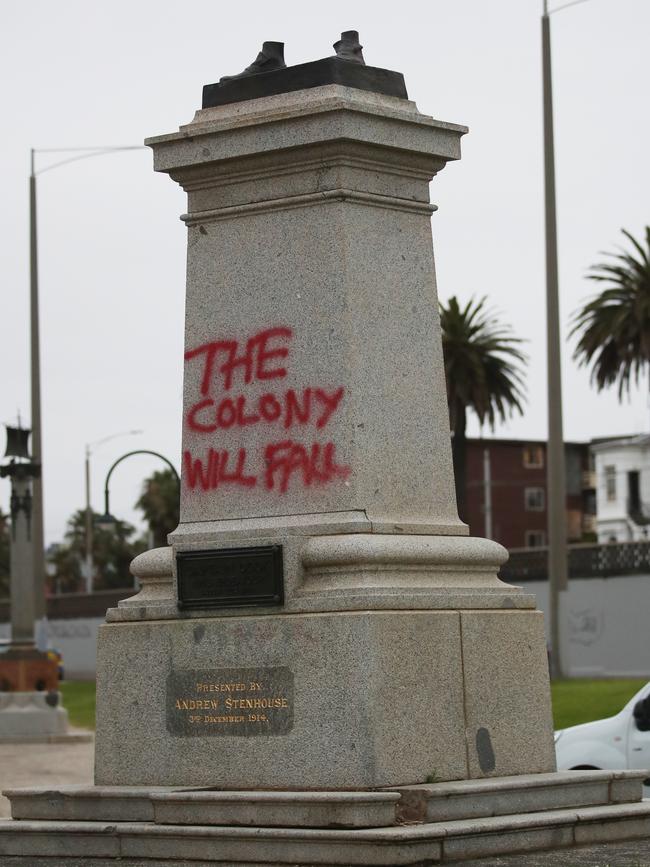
[57,677,648,733]
[60,680,96,730]
[551,678,647,730]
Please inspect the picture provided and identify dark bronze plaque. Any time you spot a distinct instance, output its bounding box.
[176,546,283,610]
[166,667,294,737]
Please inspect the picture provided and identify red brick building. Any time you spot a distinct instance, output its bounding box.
[464,438,596,550]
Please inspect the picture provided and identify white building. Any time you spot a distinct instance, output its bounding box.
[592,434,650,543]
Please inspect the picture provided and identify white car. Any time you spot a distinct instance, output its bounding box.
[555,680,650,794]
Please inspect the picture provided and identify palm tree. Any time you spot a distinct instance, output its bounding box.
[571,227,650,398]
[440,296,527,521]
[49,509,144,592]
[136,469,180,547]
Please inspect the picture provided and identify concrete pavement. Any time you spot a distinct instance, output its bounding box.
[0,735,94,818]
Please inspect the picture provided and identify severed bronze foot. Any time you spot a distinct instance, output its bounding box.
[220,41,286,82]
[333,30,365,65]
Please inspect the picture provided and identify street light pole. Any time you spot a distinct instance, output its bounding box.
[85,445,92,592]
[542,1,568,680]
[28,145,146,607]
[29,151,45,619]
[84,445,95,593]
[541,0,594,678]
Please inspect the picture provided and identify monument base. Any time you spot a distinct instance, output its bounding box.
[2,771,650,864]
[0,691,69,740]
[94,606,556,789]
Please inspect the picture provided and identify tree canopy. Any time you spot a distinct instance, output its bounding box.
[135,468,180,548]
[440,295,527,520]
[571,227,650,398]
[48,509,145,593]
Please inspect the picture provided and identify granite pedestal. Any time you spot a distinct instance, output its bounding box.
[89,72,557,791]
[95,544,554,789]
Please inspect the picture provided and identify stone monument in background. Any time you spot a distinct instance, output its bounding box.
[0,424,68,739]
[2,32,649,866]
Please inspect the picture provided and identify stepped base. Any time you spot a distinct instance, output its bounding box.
[2,771,650,864]
[0,692,69,740]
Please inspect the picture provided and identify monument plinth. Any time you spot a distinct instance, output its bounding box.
[93,63,555,790]
[4,39,650,866]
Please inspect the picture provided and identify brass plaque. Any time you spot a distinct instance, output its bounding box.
[166,667,294,737]
[176,546,284,610]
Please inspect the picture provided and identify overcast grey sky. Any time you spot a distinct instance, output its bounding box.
[1,0,648,545]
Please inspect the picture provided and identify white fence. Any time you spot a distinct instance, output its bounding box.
[519,573,650,678]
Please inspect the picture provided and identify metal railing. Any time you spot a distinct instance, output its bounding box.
[500,540,650,583]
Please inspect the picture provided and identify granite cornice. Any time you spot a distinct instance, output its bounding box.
[147,88,467,176]
[180,189,437,225]
[172,146,444,194]
[146,85,467,145]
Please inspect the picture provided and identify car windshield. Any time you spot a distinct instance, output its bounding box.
[624,681,650,711]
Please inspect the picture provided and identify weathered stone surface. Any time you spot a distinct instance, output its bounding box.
[459,611,556,779]
[107,532,535,622]
[0,821,121,858]
[95,606,562,789]
[146,84,468,545]
[391,769,645,823]
[117,823,442,865]
[151,790,399,828]
[121,547,175,614]
[573,801,650,843]
[6,786,174,822]
[441,819,575,861]
[95,609,467,788]
[6,838,650,867]
[610,773,647,803]
[0,819,445,865]
[3,796,650,865]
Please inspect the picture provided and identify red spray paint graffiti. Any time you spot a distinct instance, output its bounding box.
[183,326,350,494]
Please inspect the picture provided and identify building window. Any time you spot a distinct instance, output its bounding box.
[523,445,544,469]
[525,530,546,547]
[525,487,545,511]
[605,465,616,501]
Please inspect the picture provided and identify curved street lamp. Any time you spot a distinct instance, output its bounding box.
[29,145,147,613]
[98,450,180,530]
[84,430,143,593]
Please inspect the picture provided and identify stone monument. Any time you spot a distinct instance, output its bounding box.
[0,424,68,739]
[2,33,649,866]
[95,32,555,791]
